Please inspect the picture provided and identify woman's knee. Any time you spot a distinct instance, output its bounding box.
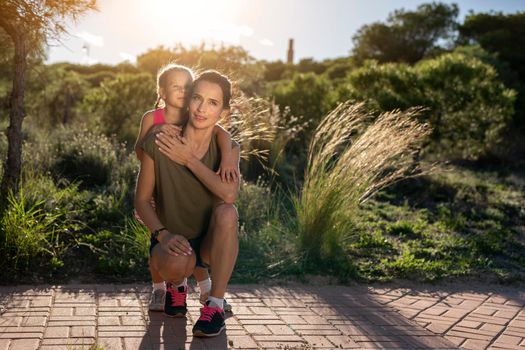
[152,247,195,280]
[213,204,238,229]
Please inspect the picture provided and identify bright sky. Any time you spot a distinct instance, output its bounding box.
[46,0,525,65]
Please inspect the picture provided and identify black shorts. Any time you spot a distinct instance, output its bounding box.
[149,236,207,268]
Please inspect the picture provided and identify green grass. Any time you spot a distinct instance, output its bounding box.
[351,165,525,282]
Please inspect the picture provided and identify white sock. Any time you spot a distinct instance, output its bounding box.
[174,278,187,289]
[208,296,224,309]
[152,282,166,291]
[198,278,212,294]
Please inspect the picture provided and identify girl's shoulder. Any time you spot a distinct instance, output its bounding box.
[151,108,166,125]
[141,109,156,122]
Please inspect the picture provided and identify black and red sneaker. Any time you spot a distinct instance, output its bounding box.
[192,301,225,337]
[164,283,187,318]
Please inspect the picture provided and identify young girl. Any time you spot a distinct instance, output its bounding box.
[134,64,236,312]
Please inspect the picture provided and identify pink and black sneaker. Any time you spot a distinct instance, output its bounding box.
[192,300,226,337]
[164,283,187,317]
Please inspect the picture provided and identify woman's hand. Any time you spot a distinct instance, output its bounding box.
[158,231,193,256]
[155,132,194,166]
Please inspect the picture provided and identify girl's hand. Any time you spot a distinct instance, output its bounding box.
[159,231,192,256]
[216,160,239,183]
[158,124,182,138]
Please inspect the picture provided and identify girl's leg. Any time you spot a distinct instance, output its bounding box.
[193,266,211,303]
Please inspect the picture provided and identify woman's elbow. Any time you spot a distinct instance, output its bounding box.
[222,192,237,204]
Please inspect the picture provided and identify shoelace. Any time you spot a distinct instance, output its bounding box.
[167,287,186,307]
[199,305,222,322]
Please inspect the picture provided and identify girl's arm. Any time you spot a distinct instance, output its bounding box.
[134,112,154,161]
[213,125,239,183]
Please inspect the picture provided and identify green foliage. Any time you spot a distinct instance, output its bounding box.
[460,12,525,81]
[80,218,149,277]
[292,102,429,280]
[26,67,91,127]
[50,127,132,189]
[0,176,85,279]
[136,45,265,94]
[352,2,459,64]
[271,72,336,139]
[339,50,516,159]
[81,73,156,145]
[234,181,301,282]
[355,165,525,282]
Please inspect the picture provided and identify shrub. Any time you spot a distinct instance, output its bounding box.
[293,102,430,276]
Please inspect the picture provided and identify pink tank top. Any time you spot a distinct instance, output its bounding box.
[152,108,165,125]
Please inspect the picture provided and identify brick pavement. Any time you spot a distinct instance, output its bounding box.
[368,283,525,350]
[0,283,521,349]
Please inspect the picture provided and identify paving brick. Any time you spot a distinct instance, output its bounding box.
[475,307,499,316]
[43,326,69,338]
[41,337,95,346]
[266,324,296,335]
[325,335,360,348]
[124,336,152,350]
[50,307,73,316]
[301,335,335,347]
[252,335,304,342]
[279,314,307,325]
[242,325,271,335]
[301,315,331,325]
[425,321,454,334]
[70,325,95,338]
[8,339,39,350]
[225,335,259,348]
[0,317,22,327]
[98,316,121,326]
[98,337,123,350]
[353,340,408,349]
[75,307,96,316]
[456,320,483,329]
[493,334,523,347]
[444,335,466,347]
[21,316,46,327]
[463,338,491,350]
[481,323,506,333]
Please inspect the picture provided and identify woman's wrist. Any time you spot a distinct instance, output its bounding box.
[157,228,170,242]
[186,154,199,168]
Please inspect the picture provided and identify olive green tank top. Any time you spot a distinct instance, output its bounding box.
[142,131,221,240]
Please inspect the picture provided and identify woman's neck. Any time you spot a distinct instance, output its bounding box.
[183,124,214,149]
[163,105,185,124]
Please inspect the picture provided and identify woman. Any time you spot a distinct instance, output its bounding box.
[135,70,240,337]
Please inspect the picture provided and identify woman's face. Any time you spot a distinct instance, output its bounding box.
[188,80,227,129]
[160,71,192,109]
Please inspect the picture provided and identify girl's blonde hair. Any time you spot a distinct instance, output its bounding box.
[155,63,195,109]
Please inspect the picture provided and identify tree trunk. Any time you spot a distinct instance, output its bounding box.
[1,31,27,202]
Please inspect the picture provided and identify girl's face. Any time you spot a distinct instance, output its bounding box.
[160,71,192,109]
[188,80,228,129]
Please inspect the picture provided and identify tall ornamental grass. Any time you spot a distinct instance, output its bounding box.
[294,102,431,266]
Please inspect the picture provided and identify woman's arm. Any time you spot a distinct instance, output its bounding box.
[213,125,239,183]
[186,144,240,204]
[155,132,240,203]
[134,154,192,256]
[134,112,154,161]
